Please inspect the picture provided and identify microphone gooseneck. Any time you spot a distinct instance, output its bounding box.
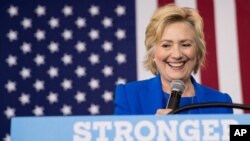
[168,102,250,114]
[166,80,185,110]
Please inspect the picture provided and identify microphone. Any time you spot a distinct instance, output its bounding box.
[168,102,250,114]
[166,80,185,110]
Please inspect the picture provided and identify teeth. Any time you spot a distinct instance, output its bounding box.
[168,62,184,67]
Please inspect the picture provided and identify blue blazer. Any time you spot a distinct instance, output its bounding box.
[114,75,233,115]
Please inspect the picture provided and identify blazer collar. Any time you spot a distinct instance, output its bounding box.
[191,76,207,103]
[191,76,208,113]
[138,75,207,114]
[139,75,164,114]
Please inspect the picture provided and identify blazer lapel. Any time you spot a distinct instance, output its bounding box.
[192,76,208,114]
[139,75,164,114]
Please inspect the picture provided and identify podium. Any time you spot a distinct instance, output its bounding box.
[11,114,250,141]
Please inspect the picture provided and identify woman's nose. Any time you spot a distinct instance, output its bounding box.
[171,46,182,59]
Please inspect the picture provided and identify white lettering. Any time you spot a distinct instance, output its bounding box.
[93,121,112,141]
[180,120,200,141]
[73,121,91,141]
[156,120,178,141]
[134,120,155,141]
[241,129,247,136]
[202,120,219,140]
[72,117,243,140]
[221,119,239,140]
[235,129,248,136]
[114,121,133,141]
[234,129,241,136]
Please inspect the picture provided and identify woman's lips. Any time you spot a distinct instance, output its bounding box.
[166,61,186,68]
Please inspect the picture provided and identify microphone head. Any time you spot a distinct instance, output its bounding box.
[170,80,185,93]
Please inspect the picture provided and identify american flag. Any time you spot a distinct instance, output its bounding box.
[1,0,250,140]
[0,0,137,140]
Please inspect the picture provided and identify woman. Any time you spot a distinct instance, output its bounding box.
[114,4,233,115]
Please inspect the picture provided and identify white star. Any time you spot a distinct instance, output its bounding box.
[75,17,86,28]
[115,5,126,16]
[75,41,86,53]
[102,65,113,77]
[102,41,113,52]
[61,79,72,91]
[20,42,32,54]
[62,29,73,41]
[89,5,100,16]
[102,90,113,102]
[6,30,18,41]
[6,55,17,67]
[4,107,15,119]
[33,79,45,92]
[75,66,86,78]
[33,105,44,116]
[34,29,46,41]
[48,41,59,53]
[19,93,30,105]
[88,29,99,40]
[34,54,45,66]
[62,5,73,17]
[61,54,73,65]
[47,92,58,104]
[116,77,127,85]
[5,80,16,93]
[48,17,59,29]
[74,91,86,103]
[115,52,126,64]
[21,17,32,29]
[115,28,126,40]
[102,17,113,28]
[88,104,100,115]
[47,66,59,78]
[88,78,100,90]
[19,67,31,79]
[88,53,100,65]
[35,5,46,17]
[7,5,18,17]
[3,134,11,141]
[61,105,72,115]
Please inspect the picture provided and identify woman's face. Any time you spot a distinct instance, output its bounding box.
[154,21,197,83]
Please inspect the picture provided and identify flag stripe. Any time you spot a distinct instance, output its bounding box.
[235,0,250,110]
[214,0,243,113]
[158,0,174,7]
[136,0,157,80]
[197,0,219,90]
[175,0,196,8]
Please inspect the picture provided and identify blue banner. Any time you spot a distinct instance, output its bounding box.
[11,114,250,141]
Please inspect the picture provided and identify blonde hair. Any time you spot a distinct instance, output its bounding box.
[144,4,206,75]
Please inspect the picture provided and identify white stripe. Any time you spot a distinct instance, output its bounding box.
[175,0,197,9]
[175,0,201,83]
[214,0,243,113]
[135,0,156,80]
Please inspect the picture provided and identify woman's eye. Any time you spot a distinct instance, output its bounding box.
[182,44,191,47]
[162,44,170,48]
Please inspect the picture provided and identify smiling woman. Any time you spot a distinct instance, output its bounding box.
[153,22,197,95]
[113,3,233,115]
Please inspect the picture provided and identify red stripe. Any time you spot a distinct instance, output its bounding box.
[235,0,250,111]
[158,0,174,7]
[197,0,219,90]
